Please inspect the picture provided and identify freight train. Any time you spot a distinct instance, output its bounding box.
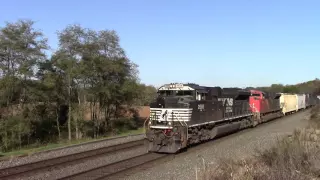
[145,83,319,153]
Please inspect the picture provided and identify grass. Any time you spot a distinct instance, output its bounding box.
[200,106,320,180]
[0,127,145,159]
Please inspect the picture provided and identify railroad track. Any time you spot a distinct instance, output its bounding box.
[0,139,145,180]
[60,152,168,180]
[1,111,309,180]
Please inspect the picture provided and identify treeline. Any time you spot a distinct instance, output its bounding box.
[0,19,157,152]
[246,79,320,94]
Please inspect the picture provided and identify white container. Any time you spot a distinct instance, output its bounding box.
[280,93,297,115]
[296,94,306,110]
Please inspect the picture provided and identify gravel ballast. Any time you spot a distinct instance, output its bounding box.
[0,134,145,169]
[11,145,148,180]
[123,111,311,180]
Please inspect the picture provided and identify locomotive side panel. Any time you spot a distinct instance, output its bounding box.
[186,99,251,126]
[249,93,260,113]
[262,99,281,113]
[249,90,281,114]
[232,100,251,117]
[267,99,281,112]
[261,93,281,114]
[187,100,224,126]
[280,93,298,115]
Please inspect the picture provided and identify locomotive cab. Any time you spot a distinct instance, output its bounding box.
[158,83,207,98]
[150,83,208,108]
[148,83,207,127]
[146,83,208,153]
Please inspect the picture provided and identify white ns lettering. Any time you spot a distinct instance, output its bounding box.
[218,98,233,106]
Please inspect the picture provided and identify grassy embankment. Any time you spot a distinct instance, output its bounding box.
[0,127,144,159]
[200,107,320,180]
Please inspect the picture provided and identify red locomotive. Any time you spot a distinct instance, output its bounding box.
[249,90,282,126]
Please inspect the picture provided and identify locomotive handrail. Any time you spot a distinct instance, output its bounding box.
[143,117,150,133]
[172,111,187,127]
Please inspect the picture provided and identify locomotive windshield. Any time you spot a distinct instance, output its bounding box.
[157,83,195,98]
[157,83,208,101]
[158,90,194,97]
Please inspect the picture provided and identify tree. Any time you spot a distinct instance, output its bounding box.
[37,59,67,140]
[135,84,157,106]
[55,24,84,140]
[52,24,142,139]
[269,84,284,93]
[282,86,299,93]
[0,19,48,150]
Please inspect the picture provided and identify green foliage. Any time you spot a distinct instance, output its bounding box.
[248,79,320,94]
[112,118,138,134]
[0,19,156,153]
[0,116,31,152]
[135,84,157,106]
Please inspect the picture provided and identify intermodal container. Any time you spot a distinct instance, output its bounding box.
[279,93,297,115]
[305,94,310,107]
[296,94,306,110]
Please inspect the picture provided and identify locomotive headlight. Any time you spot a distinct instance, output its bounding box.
[168,122,172,126]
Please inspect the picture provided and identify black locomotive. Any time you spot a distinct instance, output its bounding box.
[146,83,254,153]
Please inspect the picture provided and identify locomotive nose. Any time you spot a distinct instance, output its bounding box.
[177,97,190,108]
[156,96,165,108]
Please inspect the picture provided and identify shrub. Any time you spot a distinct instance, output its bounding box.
[202,132,320,180]
[201,106,320,180]
[0,116,31,152]
[112,118,138,134]
[310,106,320,129]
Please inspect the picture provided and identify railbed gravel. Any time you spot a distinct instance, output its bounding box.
[10,145,148,180]
[121,110,311,180]
[0,134,145,169]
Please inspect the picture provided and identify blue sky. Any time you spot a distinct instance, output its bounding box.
[1,0,319,88]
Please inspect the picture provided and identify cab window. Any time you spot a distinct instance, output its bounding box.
[176,90,193,96]
[196,92,207,100]
[158,90,173,96]
[251,93,260,97]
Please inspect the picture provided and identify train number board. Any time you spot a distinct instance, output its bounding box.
[164,83,184,89]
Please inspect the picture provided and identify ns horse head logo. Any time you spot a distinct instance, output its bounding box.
[158,110,168,121]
